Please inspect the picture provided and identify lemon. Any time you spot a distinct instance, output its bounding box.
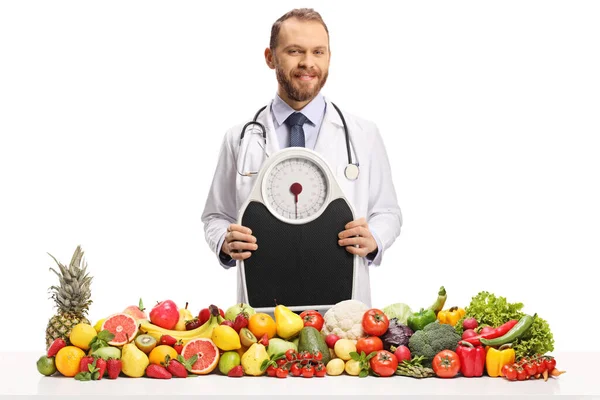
[69,323,97,350]
[211,325,241,351]
[94,318,106,333]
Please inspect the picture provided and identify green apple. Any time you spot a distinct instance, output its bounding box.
[225,303,256,321]
[92,346,121,360]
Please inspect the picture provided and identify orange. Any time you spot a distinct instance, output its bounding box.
[248,313,277,339]
[148,345,178,365]
[55,346,86,377]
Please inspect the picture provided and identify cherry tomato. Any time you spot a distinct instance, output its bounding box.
[299,310,325,332]
[502,364,517,381]
[517,367,528,381]
[544,357,556,372]
[285,349,298,362]
[356,336,384,356]
[302,365,314,378]
[290,362,302,377]
[276,367,289,378]
[266,365,277,377]
[535,360,546,375]
[276,358,287,367]
[525,362,537,377]
[300,351,313,365]
[314,362,327,377]
[312,351,323,362]
[362,309,389,336]
[369,350,399,377]
[432,350,460,379]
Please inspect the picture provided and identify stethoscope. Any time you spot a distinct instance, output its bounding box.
[238,102,360,181]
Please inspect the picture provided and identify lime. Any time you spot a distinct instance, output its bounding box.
[36,355,57,376]
[218,351,241,375]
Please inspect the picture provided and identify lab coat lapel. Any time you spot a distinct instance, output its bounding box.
[313,99,346,168]
[256,102,280,158]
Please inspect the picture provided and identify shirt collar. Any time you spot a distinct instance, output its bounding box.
[272,92,326,128]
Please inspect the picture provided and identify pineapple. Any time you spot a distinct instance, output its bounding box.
[45,245,93,349]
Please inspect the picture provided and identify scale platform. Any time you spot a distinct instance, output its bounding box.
[238,148,357,314]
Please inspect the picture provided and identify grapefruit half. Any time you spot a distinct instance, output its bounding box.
[101,313,138,346]
[181,338,220,375]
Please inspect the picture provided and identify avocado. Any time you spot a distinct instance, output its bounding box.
[297,326,331,365]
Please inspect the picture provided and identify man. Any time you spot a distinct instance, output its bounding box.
[201,8,402,308]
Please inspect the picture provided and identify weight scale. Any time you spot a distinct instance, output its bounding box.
[238,147,357,313]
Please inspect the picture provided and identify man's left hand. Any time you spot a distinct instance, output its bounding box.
[338,217,378,257]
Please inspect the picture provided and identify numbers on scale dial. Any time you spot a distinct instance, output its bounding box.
[265,158,327,221]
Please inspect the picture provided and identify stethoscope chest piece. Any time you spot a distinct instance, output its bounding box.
[344,164,359,181]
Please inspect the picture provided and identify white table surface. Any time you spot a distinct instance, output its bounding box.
[1,351,594,398]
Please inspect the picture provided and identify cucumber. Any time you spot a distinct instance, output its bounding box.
[297,326,331,365]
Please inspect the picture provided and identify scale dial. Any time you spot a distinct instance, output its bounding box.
[262,156,330,224]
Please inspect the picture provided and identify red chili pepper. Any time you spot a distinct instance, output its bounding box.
[455,341,485,377]
[460,320,519,346]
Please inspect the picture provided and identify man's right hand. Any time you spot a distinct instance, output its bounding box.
[220,224,258,261]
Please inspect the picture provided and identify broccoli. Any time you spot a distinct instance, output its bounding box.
[407,321,461,367]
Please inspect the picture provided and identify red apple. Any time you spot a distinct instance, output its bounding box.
[123,298,147,320]
[258,333,269,346]
[199,306,225,325]
[393,345,411,363]
[220,320,234,328]
[325,334,340,349]
[149,300,179,330]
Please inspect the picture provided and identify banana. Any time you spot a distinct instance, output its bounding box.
[138,307,225,345]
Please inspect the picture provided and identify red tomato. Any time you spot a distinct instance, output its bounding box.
[432,350,461,378]
[276,367,289,378]
[356,336,384,356]
[369,350,398,377]
[535,360,546,375]
[276,358,287,367]
[302,365,314,378]
[299,310,324,332]
[502,364,517,381]
[285,349,298,361]
[266,365,277,377]
[300,351,312,365]
[516,367,528,381]
[362,309,389,336]
[290,362,302,377]
[525,363,537,377]
[314,362,327,377]
[312,351,323,362]
[544,357,556,372]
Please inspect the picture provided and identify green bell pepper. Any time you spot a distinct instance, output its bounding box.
[407,308,437,331]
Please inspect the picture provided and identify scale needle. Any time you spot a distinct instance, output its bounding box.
[290,182,303,219]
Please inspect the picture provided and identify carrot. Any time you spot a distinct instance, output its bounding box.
[551,368,566,377]
[543,369,548,382]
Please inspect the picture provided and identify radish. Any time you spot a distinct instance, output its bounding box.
[393,345,411,363]
[463,317,478,330]
[325,334,340,349]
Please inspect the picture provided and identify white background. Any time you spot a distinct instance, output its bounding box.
[1,1,598,353]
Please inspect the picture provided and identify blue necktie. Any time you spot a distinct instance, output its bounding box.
[285,112,308,147]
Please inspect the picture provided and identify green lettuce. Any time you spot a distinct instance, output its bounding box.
[382,303,413,325]
[455,291,554,359]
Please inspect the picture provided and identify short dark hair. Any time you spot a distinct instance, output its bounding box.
[269,8,329,51]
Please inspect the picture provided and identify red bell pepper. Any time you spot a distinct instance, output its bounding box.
[456,341,485,377]
[461,319,519,346]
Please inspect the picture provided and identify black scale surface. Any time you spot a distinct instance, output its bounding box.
[241,198,354,309]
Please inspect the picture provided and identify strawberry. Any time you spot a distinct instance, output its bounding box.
[173,339,184,355]
[47,338,66,357]
[79,356,95,373]
[95,358,107,380]
[106,359,122,379]
[227,365,244,377]
[259,333,269,346]
[233,313,248,333]
[159,335,177,347]
[165,358,188,378]
[146,364,172,379]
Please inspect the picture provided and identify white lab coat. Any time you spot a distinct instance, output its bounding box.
[201,98,402,308]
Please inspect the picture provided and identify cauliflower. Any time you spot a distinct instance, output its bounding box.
[321,300,368,340]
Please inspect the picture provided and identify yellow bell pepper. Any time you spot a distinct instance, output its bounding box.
[437,306,465,326]
[485,344,515,377]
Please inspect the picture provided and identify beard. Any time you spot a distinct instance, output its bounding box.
[275,60,328,103]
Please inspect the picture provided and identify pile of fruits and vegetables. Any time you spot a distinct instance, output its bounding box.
[36,246,565,382]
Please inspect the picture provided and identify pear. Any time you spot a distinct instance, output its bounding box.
[175,302,194,331]
[121,342,149,378]
[241,343,269,376]
[274,305,304,340]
